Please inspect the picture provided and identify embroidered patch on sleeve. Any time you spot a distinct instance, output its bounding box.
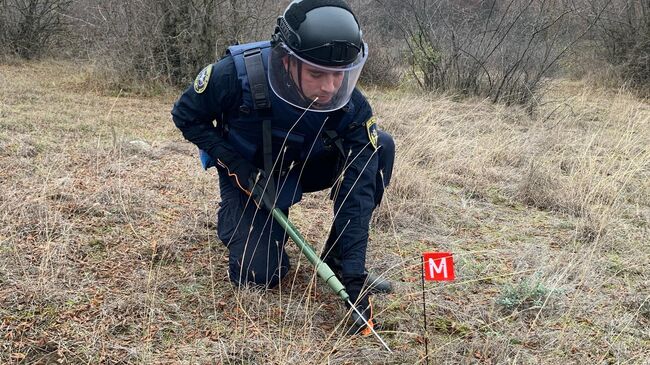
[194,64,212,94]
[366,117,379,150]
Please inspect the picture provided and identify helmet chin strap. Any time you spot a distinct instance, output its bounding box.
[288,56,326,109]
[289,56,312,106]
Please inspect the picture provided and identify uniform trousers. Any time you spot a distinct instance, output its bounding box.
[216,130,395,288]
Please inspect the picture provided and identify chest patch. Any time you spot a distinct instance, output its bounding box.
[366,117,379,150]
[194,64,212,94]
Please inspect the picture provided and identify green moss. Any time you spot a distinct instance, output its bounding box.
[88,238,106,251]
[431,317,471,336]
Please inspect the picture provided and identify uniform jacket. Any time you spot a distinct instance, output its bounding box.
[171,41,379,276]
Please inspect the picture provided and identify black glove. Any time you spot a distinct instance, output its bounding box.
[344,274,375,336]
[246,168,277,211]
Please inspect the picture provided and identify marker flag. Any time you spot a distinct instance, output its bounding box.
[422,252,455,281]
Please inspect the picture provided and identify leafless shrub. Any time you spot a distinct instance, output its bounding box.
[587,0,650,95]
[351,0,404,87]
[375,0,609,108]
[359,38,404,87]
[0,0,73,59]
[70,0,284,89]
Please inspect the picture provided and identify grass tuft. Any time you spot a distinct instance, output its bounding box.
[497,276,556,314]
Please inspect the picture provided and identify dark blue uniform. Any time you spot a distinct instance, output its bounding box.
[171,42,394,288]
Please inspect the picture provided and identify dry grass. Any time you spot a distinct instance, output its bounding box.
[1,61,649,364]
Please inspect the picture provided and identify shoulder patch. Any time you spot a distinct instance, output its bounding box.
[366,117,379,150]
[194,64,212,94]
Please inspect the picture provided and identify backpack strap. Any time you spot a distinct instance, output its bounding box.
[262,119,277,201]
[243,47,276,202]
[243,48,271,110]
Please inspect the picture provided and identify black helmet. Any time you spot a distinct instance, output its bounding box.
[273,0,364,67]
[268,0,368,111]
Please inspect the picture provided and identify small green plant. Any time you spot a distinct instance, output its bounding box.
[497,277,553,313]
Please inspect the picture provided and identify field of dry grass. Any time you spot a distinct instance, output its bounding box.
[1,61,649,364]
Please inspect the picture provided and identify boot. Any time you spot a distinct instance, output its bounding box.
[343,275,376,336]
[323,256,393,294]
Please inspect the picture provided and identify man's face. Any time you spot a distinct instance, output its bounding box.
[285,57,344,105]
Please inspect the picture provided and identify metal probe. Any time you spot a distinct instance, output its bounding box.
[347,299,393,353]
[271,208,392,353]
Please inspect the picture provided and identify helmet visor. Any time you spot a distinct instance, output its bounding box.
[268,42,368,112]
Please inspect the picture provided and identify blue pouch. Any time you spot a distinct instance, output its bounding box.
[199,149,215,170]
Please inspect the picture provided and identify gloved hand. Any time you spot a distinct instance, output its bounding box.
[246,168,277,211]
[227,159,276,211]
[344,274,375,336]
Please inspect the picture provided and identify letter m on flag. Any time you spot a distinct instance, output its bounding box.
[422,252,455,281]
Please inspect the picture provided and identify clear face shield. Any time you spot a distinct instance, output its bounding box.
[268,42,368,112]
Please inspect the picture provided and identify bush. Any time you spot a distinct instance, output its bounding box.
[376,0,606,108]
[0,0,73,59]
[590,0,650,95]
[71,0,283,88]
[620,21,650,95]
[359,40,403,88]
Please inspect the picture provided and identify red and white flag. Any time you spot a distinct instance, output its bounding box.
[422,252,455,281]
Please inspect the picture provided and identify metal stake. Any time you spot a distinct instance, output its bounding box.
[421,255,429,364]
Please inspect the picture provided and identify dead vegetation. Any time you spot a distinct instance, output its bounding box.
[1,61,649,364]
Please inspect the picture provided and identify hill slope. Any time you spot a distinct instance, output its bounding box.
[1,62,649,364]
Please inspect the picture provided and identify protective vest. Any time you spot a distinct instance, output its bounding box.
[202,41,354,208]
